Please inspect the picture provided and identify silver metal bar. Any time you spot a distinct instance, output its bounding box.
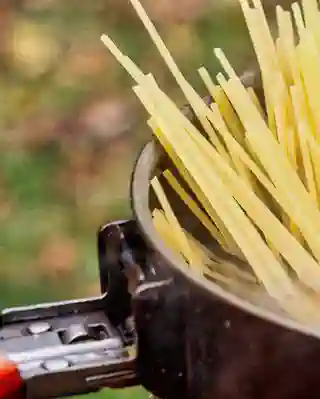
[9,337,123,364]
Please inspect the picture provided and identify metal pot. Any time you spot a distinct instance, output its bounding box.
[129,140,320,399]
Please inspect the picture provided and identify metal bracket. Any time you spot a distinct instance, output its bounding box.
[0,220,144,398]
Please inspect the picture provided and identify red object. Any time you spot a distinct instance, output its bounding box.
[0,357,24,398]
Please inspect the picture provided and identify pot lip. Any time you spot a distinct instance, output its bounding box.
[131,139,320,340]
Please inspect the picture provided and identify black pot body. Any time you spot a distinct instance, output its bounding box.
[134,255,320,399]
[130,141,320,399]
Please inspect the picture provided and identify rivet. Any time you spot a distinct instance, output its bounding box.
[224,320,231,328]
[27,322,51,335]
[43,358,70,371]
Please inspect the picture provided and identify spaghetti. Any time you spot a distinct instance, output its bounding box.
[101,0,320,326]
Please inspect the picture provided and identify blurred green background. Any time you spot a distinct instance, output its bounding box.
[0,0,285,397]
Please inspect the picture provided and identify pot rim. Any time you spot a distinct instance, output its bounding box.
[131,139,320,340]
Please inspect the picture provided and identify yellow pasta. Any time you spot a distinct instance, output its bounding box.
[101,0,320,326]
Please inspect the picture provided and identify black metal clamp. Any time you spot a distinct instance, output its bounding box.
[0,220,150,398]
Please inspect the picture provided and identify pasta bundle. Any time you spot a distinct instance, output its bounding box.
[101,0,320,326]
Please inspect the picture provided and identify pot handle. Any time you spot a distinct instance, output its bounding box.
[98,219,188,398]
